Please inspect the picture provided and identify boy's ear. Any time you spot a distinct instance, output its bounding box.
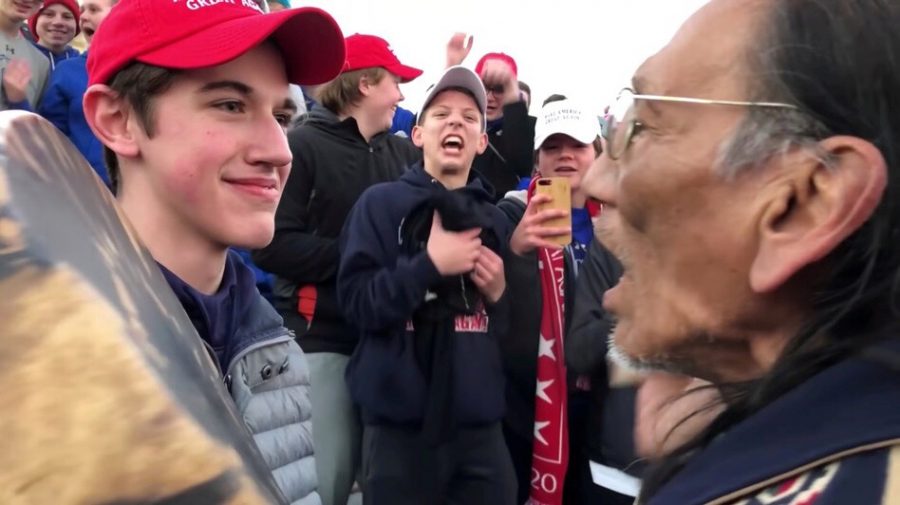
[358,74,372,97]
[82,84,141,160]
[411,123,424,148]
[475,130,488,155]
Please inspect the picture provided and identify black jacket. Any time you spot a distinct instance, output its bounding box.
[474,101,536,200]
[496,195,580,440]
[566,239,643,476]
[338,163,512,426]
[253,106,421,355]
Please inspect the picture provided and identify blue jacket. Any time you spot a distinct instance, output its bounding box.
[32,42,79,71]
[390,106,415,137]
[646,340,900,504]
[337,163,511,426]
[161,251,320,505]
[38,53,107,185]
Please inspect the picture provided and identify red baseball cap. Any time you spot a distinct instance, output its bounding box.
[343,33,422,83]
[28,0,81,42]
[87,0,346,87]
[474,52,518,79]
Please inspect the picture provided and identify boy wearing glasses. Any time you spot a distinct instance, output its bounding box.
[469,52,536,200]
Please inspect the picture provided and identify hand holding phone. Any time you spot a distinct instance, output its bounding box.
[533,177,572,247]
[509,178,572,255]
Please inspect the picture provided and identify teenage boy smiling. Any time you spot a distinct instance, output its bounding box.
[81,0,346,502]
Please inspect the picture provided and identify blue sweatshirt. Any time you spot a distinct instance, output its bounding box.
[38,53,108,185]
[337,163,512,426]
[158,250,259,369]
[32,42,79,71]
[389,106,415,137]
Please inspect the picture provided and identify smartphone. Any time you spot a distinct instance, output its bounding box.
[534,177,572,246]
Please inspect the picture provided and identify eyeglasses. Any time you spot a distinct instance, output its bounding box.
[604,87,799,160]
[484,84,505,96]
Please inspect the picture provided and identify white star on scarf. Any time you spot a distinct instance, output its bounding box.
[536,379,554,404]
[534,420,550,446]
[538,335,556,361]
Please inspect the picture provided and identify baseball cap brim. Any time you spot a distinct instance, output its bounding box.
[385,63,423,83]
[419,66,487,126]
[137,7,345,86]
[534,126,599,150]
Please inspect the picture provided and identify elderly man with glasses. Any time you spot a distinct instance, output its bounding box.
[583,0,900,503]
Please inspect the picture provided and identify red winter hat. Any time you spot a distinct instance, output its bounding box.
[474,52,518,79]
[87,0,345,87]
[343,33,422,83]
[28,0,81,43]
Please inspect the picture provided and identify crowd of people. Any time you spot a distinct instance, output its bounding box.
[5,0,900,503]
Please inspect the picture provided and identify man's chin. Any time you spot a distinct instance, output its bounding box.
[608,332,696,376]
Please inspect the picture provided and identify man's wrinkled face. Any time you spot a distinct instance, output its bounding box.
[587,0,779,380]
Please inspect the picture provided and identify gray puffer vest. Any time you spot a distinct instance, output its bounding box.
[225,295,319,505]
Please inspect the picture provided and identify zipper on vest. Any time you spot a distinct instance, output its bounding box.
[224,331,295,377]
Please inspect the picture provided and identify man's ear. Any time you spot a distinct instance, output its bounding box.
[475,130,488,155]
[82,84,141,160]
[411,124,424,148]
[750,136,887,293]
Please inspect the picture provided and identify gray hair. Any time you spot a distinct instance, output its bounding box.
[716,107,832,177]
[714,20,834,178]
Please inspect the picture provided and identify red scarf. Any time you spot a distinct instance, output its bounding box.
[526,179,569,505]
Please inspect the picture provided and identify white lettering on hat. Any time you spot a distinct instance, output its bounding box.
[543,108,583,125]
[183,0,262,13]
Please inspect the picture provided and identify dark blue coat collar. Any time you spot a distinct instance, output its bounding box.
[650,339,900,504]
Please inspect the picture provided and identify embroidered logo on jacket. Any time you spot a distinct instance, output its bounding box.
[405,305,490,333]
[736,462,839,505]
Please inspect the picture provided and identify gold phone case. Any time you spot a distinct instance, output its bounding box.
[534,177,572,246]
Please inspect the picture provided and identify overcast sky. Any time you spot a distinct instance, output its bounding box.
[297,0,711,115]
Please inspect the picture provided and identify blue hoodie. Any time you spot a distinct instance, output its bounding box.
[158,250,260,369]
[390,106,415,137]
[32,42,79,71]
[338,163,512,426]
[38,53,107,185]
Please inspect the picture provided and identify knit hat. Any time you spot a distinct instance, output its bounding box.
[28,0,81,43]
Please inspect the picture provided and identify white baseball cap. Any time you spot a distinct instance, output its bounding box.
[534,99,602,149]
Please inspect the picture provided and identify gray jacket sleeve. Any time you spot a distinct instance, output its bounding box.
[565,240,623,374]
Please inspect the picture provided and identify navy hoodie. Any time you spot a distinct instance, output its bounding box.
[158,250,259,369]
[337,163,512,426]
